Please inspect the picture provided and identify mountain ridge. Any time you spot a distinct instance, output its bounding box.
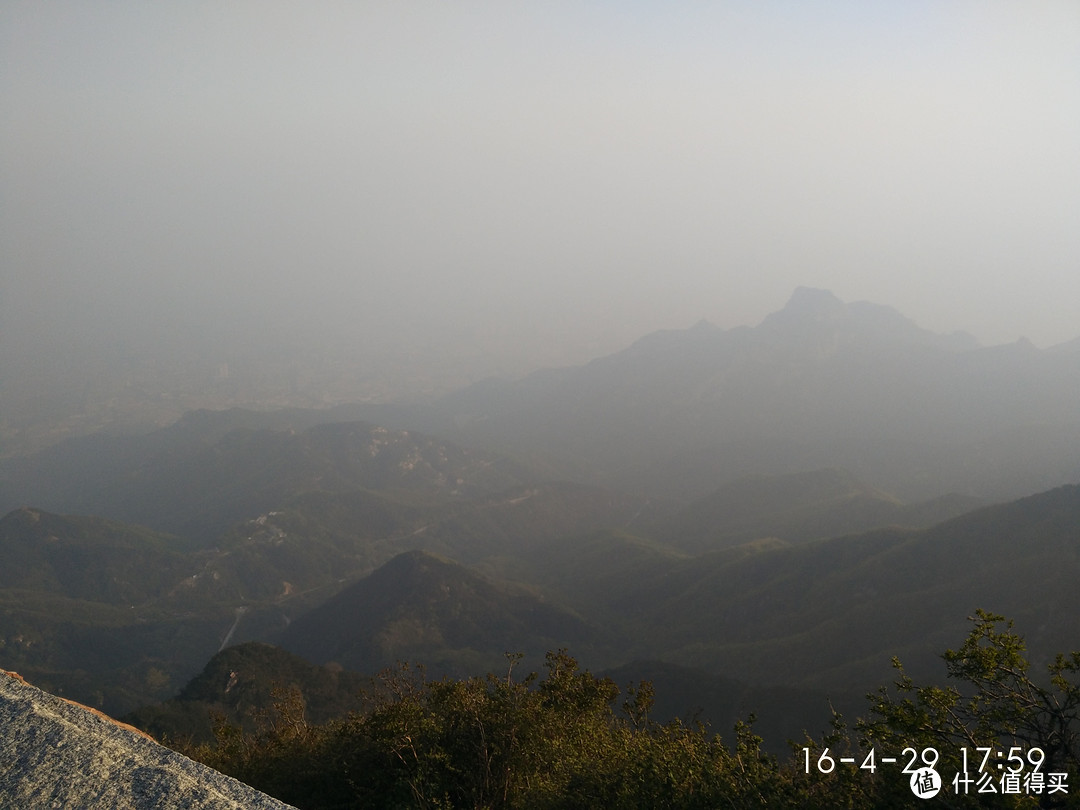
[658,468,982,552]
[424,289,1080,501]
[276,549,608,678]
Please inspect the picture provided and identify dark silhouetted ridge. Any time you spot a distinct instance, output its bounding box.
[278,550,600,676]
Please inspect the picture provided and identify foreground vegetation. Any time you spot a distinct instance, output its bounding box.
[185,613,1079,809]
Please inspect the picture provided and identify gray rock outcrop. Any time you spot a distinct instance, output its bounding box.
[0,670,295,809]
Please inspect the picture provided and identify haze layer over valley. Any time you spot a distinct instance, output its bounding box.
[4,2,1079,453]
[3,5,1079,804]
[1,290,1078,743]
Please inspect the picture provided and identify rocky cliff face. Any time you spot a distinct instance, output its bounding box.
[0,669,294,810]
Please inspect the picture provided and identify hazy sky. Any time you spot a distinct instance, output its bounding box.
[3,2,1079,381]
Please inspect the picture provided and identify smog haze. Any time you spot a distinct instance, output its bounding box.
[3,2,1079,409]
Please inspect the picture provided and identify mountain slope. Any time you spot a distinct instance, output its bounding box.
[0,501,412,716]
[0,415,534,544]
[659,468,982,552]
[601,660,834,757]
[123,642,369,744]
[0,475,660,716]
[277,550,606,677]
[0,507,193,602]
[623,484,1080,693]
[427,288,1080,501]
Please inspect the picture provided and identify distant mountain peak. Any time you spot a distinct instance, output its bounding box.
[780,287,846,318]
[786,286,843,306]
[375,548,453,583]
[758,288,847,336]
[277,548,601,676]
[752,287,980,354]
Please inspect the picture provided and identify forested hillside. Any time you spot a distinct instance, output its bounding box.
[162,615,1080,809]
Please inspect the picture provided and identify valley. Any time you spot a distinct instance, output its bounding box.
[2,291,1078,765]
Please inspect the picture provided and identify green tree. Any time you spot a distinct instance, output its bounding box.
[861,610,1080,807]
[183,618,1080,809]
